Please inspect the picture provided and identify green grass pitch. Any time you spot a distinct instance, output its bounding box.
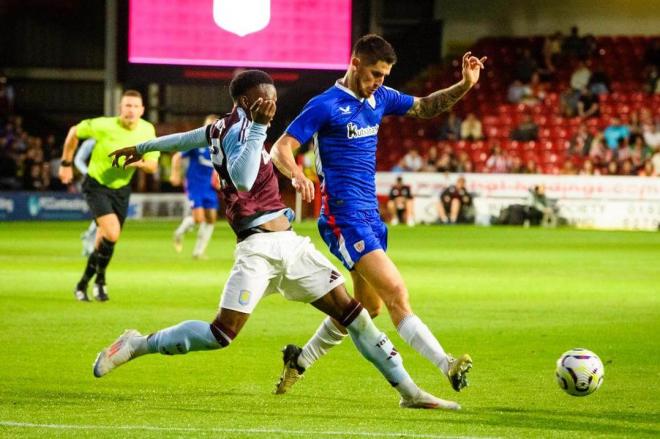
[0,221,658,438]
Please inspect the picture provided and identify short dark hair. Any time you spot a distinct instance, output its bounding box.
[229,70,274,101]
[122,89,142,100]
[352,34,397,66]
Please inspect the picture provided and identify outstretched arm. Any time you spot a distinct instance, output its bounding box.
[109,126,208,168]
[406,52,487,119]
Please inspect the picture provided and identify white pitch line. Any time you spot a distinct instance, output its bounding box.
[0,421,495,439]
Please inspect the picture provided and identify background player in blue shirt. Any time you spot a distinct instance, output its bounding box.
[74,138,98,257]
[271,34,486,395]
[170,114,219,259]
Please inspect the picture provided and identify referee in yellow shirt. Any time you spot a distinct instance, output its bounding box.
[59,90,159,301]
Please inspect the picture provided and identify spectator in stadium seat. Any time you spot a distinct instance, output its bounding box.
[638,159,656,176]
[577,88,600,119]
[642,121,660,149]
[437,176,473,224]
[485,144,511,173]
[401,148,423,172]
[460,112,483,140]
[507,80,528,104]
[421,146,439,172]
[542,32,563,73]
[605,160,619,175]
[509,155,524,173]
[437,111,462,140]
[523,159,539,174]
[455,150,474,173]
[630,135,651,170]
[587,135,608,166]
[525,72,547,105]
[562,26,585,60]
[387,176,415,226]
[615,138,633,164]
[570,60,591,92]
[561,86,583,117]
[588,65,610,95]
[560,160,578,175]
[570,123,595,156]
[579,158,600,175]
[620,159,635,176]
[603,117,631,149]
[511,114,539,142]
[436,149,455,173]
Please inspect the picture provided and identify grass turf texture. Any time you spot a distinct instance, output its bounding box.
[0,221,658,438]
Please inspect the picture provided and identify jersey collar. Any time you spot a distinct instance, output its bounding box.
[334,80,377,109]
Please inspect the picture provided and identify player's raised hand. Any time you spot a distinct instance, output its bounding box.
[291,169,315,203]
[250,98,277,126]
[461,52,487,87]
[109,146,143,168]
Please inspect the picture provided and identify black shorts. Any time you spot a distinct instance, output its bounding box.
[82,176,131,226]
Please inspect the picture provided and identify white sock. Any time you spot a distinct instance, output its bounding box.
[175,216,196,237]
[397,314,450,374]
[395,376,421,399]
[297,317,347,369]
[193,222,214,257]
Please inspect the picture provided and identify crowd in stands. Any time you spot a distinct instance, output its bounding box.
[0,114,67,191]
[385,29,660,177]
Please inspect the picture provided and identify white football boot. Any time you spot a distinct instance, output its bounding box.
[400,389,461,410]
[93,329,142,377]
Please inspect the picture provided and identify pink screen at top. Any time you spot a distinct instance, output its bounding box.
[128,0,352,70]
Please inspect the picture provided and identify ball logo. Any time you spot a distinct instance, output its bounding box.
[213,0,271,37]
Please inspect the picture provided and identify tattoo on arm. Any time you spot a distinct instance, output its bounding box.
[407,81,471,119]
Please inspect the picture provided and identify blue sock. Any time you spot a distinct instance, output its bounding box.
[147,320,221,355]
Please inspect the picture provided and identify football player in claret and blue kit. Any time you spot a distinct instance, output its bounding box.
[95,69,460,410]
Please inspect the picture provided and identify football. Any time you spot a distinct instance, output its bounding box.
[555,348,605,396]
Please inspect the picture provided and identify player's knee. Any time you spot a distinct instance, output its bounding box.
[364,303,382,319]
[209,319,238,348]
[100,228,120,242]
[382,283,410,316]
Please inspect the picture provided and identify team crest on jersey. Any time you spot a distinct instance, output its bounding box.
[353,240,365,253]
[213,0,271,37]
[346,122,379,139]
[238,290,251,305]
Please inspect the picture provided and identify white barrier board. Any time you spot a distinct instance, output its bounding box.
[376,173,660,231]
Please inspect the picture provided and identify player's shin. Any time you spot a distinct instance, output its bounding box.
[298,317,347,369]
[94,237,115,285]
[397,314,449,374]
[175,215,196,237]
[78,251,98,287]
[192,222,214,258]
[147,320,223,355]
[344,307,419,399]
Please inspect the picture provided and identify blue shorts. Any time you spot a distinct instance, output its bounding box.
[187,187,219,210]
[318,209,387,270]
